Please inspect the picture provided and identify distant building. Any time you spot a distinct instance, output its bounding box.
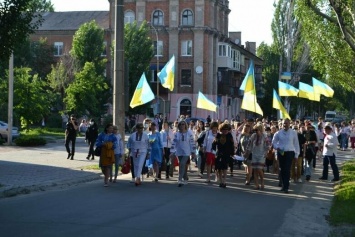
[30,0,263,120]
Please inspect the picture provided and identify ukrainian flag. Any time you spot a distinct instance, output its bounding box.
[158,55,175,91]
[130,73,155,108]
[240,60,263,116]
[273,89,291,119]
[197,91,217,112]
[280,72,292,80]
[278,81,299,96]
[298,82,320,101]
[240,60,255,93]
[312,77,334,97]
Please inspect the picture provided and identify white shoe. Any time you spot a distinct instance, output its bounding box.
[297,178,302,183]
[183,180,188,185]
[130,178,135,183]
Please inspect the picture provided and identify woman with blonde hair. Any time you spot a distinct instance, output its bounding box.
[247,123,270,189]
[170,120,196,187]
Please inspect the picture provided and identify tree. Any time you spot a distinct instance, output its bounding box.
[123,21,154,115]
[14,37,56,79]
[0,0,53,63]
[70,20,106,74]
[295,0,355,91]
[0,67,54,129]
[63,62,109,117]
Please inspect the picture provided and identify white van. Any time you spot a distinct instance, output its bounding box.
[325,111,336,122]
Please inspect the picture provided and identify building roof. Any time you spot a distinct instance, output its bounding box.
[36,11,110,31]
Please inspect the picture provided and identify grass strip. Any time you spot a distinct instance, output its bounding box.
[330,159,355,225]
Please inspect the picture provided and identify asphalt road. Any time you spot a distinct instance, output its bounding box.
[0,139,353,237]
[0,166,343,237]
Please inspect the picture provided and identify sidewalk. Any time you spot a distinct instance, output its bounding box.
[0,136,130,198]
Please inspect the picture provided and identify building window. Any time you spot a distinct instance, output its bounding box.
[152,10,163,26]
[218,43,231,57]
[124,11,135,24]
[181,40,192,56]
[153,40,163,57]
[101,41,107,56]
[54,42,63,56]
[181,69,192,85]
[181,9,193,26]
[180,99,191,117]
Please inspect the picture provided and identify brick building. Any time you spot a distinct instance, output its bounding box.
[31,0,263,121]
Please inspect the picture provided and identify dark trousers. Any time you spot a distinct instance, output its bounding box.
[88,139,95,158]
[159,147,171,177]
[322,155,339,180]
[199,150,206,174]
[130,156,135,179]
[65,136,76,155]
[278,151,294,191]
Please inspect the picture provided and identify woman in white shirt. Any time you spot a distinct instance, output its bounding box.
[170,120,196,187]
[160,121,174,179]
[203,121,219,183]
[127,123,149,186]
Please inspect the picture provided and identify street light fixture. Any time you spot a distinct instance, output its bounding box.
[148,22,160,114]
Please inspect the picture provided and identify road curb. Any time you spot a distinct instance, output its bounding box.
[0,171,102,199]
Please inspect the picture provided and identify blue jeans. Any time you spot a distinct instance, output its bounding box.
[178,156,189,182]
[322,155,339,180]
[340,133,348,149]
[110,154,122,178]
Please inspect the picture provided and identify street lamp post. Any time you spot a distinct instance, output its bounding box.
[149,23,159,114]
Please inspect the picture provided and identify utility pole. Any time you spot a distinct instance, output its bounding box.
[149,23,159,114]
[113,0,125,138]
[7,53,14,145]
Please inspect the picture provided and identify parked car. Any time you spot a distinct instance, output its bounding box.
[0,121,20,141]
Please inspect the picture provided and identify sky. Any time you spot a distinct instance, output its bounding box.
[51,0,275,46]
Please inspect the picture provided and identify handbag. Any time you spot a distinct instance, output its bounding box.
[94,146,101,157]
[266,148,275,161]
[121,159,131,174]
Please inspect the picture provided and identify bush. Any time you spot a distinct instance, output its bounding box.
[15,135,47,146]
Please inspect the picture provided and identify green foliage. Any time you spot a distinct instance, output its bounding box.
[257,43,281,118]
[0,68,55,130]
[330,160,355,225]
[25,127,64,137]
[14,134,47,146]
[70,20,106,74]
[45,113,62,128]
[14,37,56,79]
[64,62,109,117]
[123,21,154,115]
[0,0,53,63]
[294,0,355,91]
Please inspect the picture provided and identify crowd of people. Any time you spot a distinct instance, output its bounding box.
[64,113,355,192]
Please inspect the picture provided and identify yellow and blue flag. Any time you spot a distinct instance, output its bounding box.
[197,91,217,112]
[298,82,320,101]
[280,72,292,80]
[158,55,175,91]
[312,77,334,97]
[130,73,155,108]
[273,89,291,119]
[240,60,255,93]
[240,60,263,116]
[278,81,299,96]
